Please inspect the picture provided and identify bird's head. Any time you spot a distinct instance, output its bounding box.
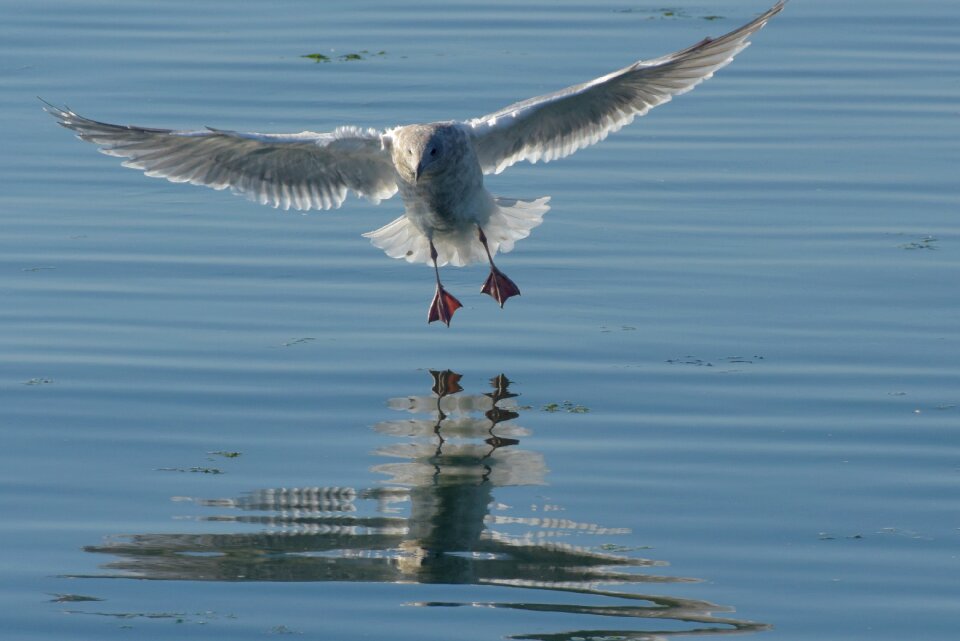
[392,124,449,184]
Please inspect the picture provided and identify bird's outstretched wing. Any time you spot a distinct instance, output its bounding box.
[464,1,785,175]
[44,103,398,211]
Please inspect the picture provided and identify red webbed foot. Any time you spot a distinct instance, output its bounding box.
[481,267,521,308]
[428,285,463,326]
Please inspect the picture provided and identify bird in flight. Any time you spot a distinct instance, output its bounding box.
[45,1,784,326]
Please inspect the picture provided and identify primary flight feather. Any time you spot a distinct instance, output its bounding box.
[46,1,785,326]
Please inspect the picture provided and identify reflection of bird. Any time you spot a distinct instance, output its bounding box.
[44,3,783,325]
[74,371,769,637]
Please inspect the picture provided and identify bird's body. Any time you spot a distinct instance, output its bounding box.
[46,2,784,325]
[385,123,495,257]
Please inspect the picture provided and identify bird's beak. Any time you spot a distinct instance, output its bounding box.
[414,162,424,183]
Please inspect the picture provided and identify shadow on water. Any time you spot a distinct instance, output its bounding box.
[76,371,769,640]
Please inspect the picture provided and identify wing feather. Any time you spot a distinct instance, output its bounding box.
[465,1,785,175]
[44,103,398,211]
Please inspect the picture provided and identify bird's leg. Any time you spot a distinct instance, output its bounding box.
[427,239,462,326]
[478,227,520,308]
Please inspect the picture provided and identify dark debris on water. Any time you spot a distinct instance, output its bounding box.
[302,50,387,63]
[542,400,590,414]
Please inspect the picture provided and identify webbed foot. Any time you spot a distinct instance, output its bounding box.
[481,267,521,308]
[428,285,462,326]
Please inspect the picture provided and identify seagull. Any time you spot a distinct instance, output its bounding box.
[45,1,784,326]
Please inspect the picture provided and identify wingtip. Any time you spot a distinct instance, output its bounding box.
[38,97,74,122]
[766,1,788,20]
[37,96,60,114]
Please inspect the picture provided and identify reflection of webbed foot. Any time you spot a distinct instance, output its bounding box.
[430,370,463,397]
[428,285,462,326]
[481,267,521,308]
[485,436,519,449]
[486,373,517,404]
[486,407,519,423]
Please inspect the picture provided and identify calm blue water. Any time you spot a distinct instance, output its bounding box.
[2,1,958,639]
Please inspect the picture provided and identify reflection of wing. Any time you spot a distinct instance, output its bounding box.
[201,486,360,512]
[44,103,398,211]
[465,1,784,175]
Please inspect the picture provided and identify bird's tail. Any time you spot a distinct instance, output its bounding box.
[485,195,551,256]
[363,196,550,267]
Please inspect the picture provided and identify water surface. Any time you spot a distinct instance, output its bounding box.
[1,1,958,639]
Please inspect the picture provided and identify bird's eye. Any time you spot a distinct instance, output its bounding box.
[429,148,437,157]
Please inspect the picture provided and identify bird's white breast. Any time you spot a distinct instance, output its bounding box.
[395,125,493,237]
